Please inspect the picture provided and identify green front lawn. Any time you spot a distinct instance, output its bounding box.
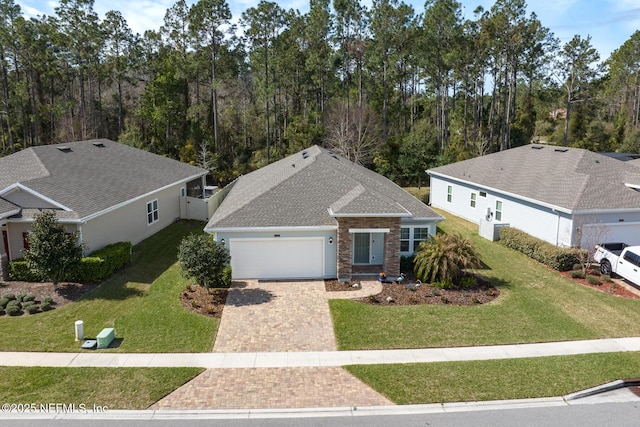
[0,367,203,409]
[0,221,217,353]
[347,352,640,404]
[331,210,640,350]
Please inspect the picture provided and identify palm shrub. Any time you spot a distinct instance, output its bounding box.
[414,233,481,286]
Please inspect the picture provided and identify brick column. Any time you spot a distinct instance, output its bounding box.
[0,254,7,281]
[383,218,401,278]
[336,218,352,281]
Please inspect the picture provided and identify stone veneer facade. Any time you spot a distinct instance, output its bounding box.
[336,217,401,281]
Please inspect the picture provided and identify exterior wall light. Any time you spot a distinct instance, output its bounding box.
[220,238,225,246]
[329,237,333,244]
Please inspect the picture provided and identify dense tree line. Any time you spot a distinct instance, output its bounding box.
[1,0,639,186]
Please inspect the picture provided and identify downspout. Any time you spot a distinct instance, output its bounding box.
[553,208,561,246]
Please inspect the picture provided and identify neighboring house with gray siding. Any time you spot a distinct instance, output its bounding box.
[0,139,209,278]
[428,144,640,248]
[205,146,443,281]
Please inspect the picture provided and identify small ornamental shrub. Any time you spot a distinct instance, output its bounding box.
[570,270,585,279]
[459,275,477,289]
[16,293,27,303]
[368,295,380,303]
[3,293,16,301]
[40,301,53,312]
[471,297,481,304]
[440,295,449,304]
[23,294,36,302]
[0,297,10,309]
[5,305,21,316]
[586,275,601,286]
[42,296,54,305]
[5,300,20,309]
[432,280,455,290]
[601,274,612,283]
[21,302,37,314]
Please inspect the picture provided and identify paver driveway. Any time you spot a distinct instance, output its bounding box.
[213,280,337,353]
[152,280,391,410]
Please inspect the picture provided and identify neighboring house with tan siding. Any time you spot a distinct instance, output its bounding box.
[0,139,209,279]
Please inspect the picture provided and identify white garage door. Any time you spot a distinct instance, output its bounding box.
[583,222,640,247]
[230,238,325,279]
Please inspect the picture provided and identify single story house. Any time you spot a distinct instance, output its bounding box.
[427,144,640,248]
[0,139,209,279]
[205,146,443,281]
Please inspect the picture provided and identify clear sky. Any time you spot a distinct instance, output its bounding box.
[15,0,640,61]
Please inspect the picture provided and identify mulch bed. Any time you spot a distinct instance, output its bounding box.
[558,270,640,299]
[179,284,228,318]
[326,276,500,306]
[0,280,99,314]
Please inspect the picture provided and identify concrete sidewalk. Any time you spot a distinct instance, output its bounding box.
[1,337,640,368]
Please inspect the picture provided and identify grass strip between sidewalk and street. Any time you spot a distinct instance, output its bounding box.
[0,367,203,410]
[347,351,640,404]
[331,209,640,350]
[0,221,217,353]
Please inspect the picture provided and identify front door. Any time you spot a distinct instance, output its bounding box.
[1,229,8,256]
[353,233,370,264]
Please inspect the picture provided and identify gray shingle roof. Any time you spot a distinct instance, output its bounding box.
[207,145,440,229]
[0,139,207,219]
[428,144,640,212]
[0,197,20,219]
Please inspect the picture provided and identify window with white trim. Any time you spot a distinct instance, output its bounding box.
[495,200,503,222]
[413,228,429,252]
[470,192,477,208]
[400,228,410,252]
[479,191,487,198]
[447,185,452,203]
[147,200,159,225]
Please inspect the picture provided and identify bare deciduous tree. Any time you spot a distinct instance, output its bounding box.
[323,101,382,165]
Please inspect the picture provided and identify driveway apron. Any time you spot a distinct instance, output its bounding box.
[213,280,337,353]
[152,280,392,409]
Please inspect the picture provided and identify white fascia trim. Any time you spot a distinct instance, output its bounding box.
[427,171,573,215]
[349,228,391,233]
[79,172,207,222]
[0,183,72,211]
[0,208,21,220]
[204,225,338,234]
[573,208,640,215]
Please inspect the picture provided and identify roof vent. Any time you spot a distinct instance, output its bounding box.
[92,142,106,148]
[302,151,309,159]
[57,146,72,153]
[554,148,568,153]
[531,146,543,150]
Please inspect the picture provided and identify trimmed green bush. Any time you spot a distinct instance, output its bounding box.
[459,275,477,289]
[570,270,585,279]
[24,304,39,314]
[5,300,20,309]
[432,280,455,290]
[222,265,232,288]
[7,259,45,281]
[586,275,601,285]
[40,301,53,312]
[23,294,36,302]
[9,242,131,283]
[400,255,415,275]
[65,241,132,282]
[16,293,26,303]
[5,305,21,316]
[602,274,612,283]
[2,293,16,301]
[499,227,585,271]
[0,297,10,309]
[42,296,54,305]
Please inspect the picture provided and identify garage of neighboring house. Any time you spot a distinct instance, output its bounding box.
[229,237,325,280]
